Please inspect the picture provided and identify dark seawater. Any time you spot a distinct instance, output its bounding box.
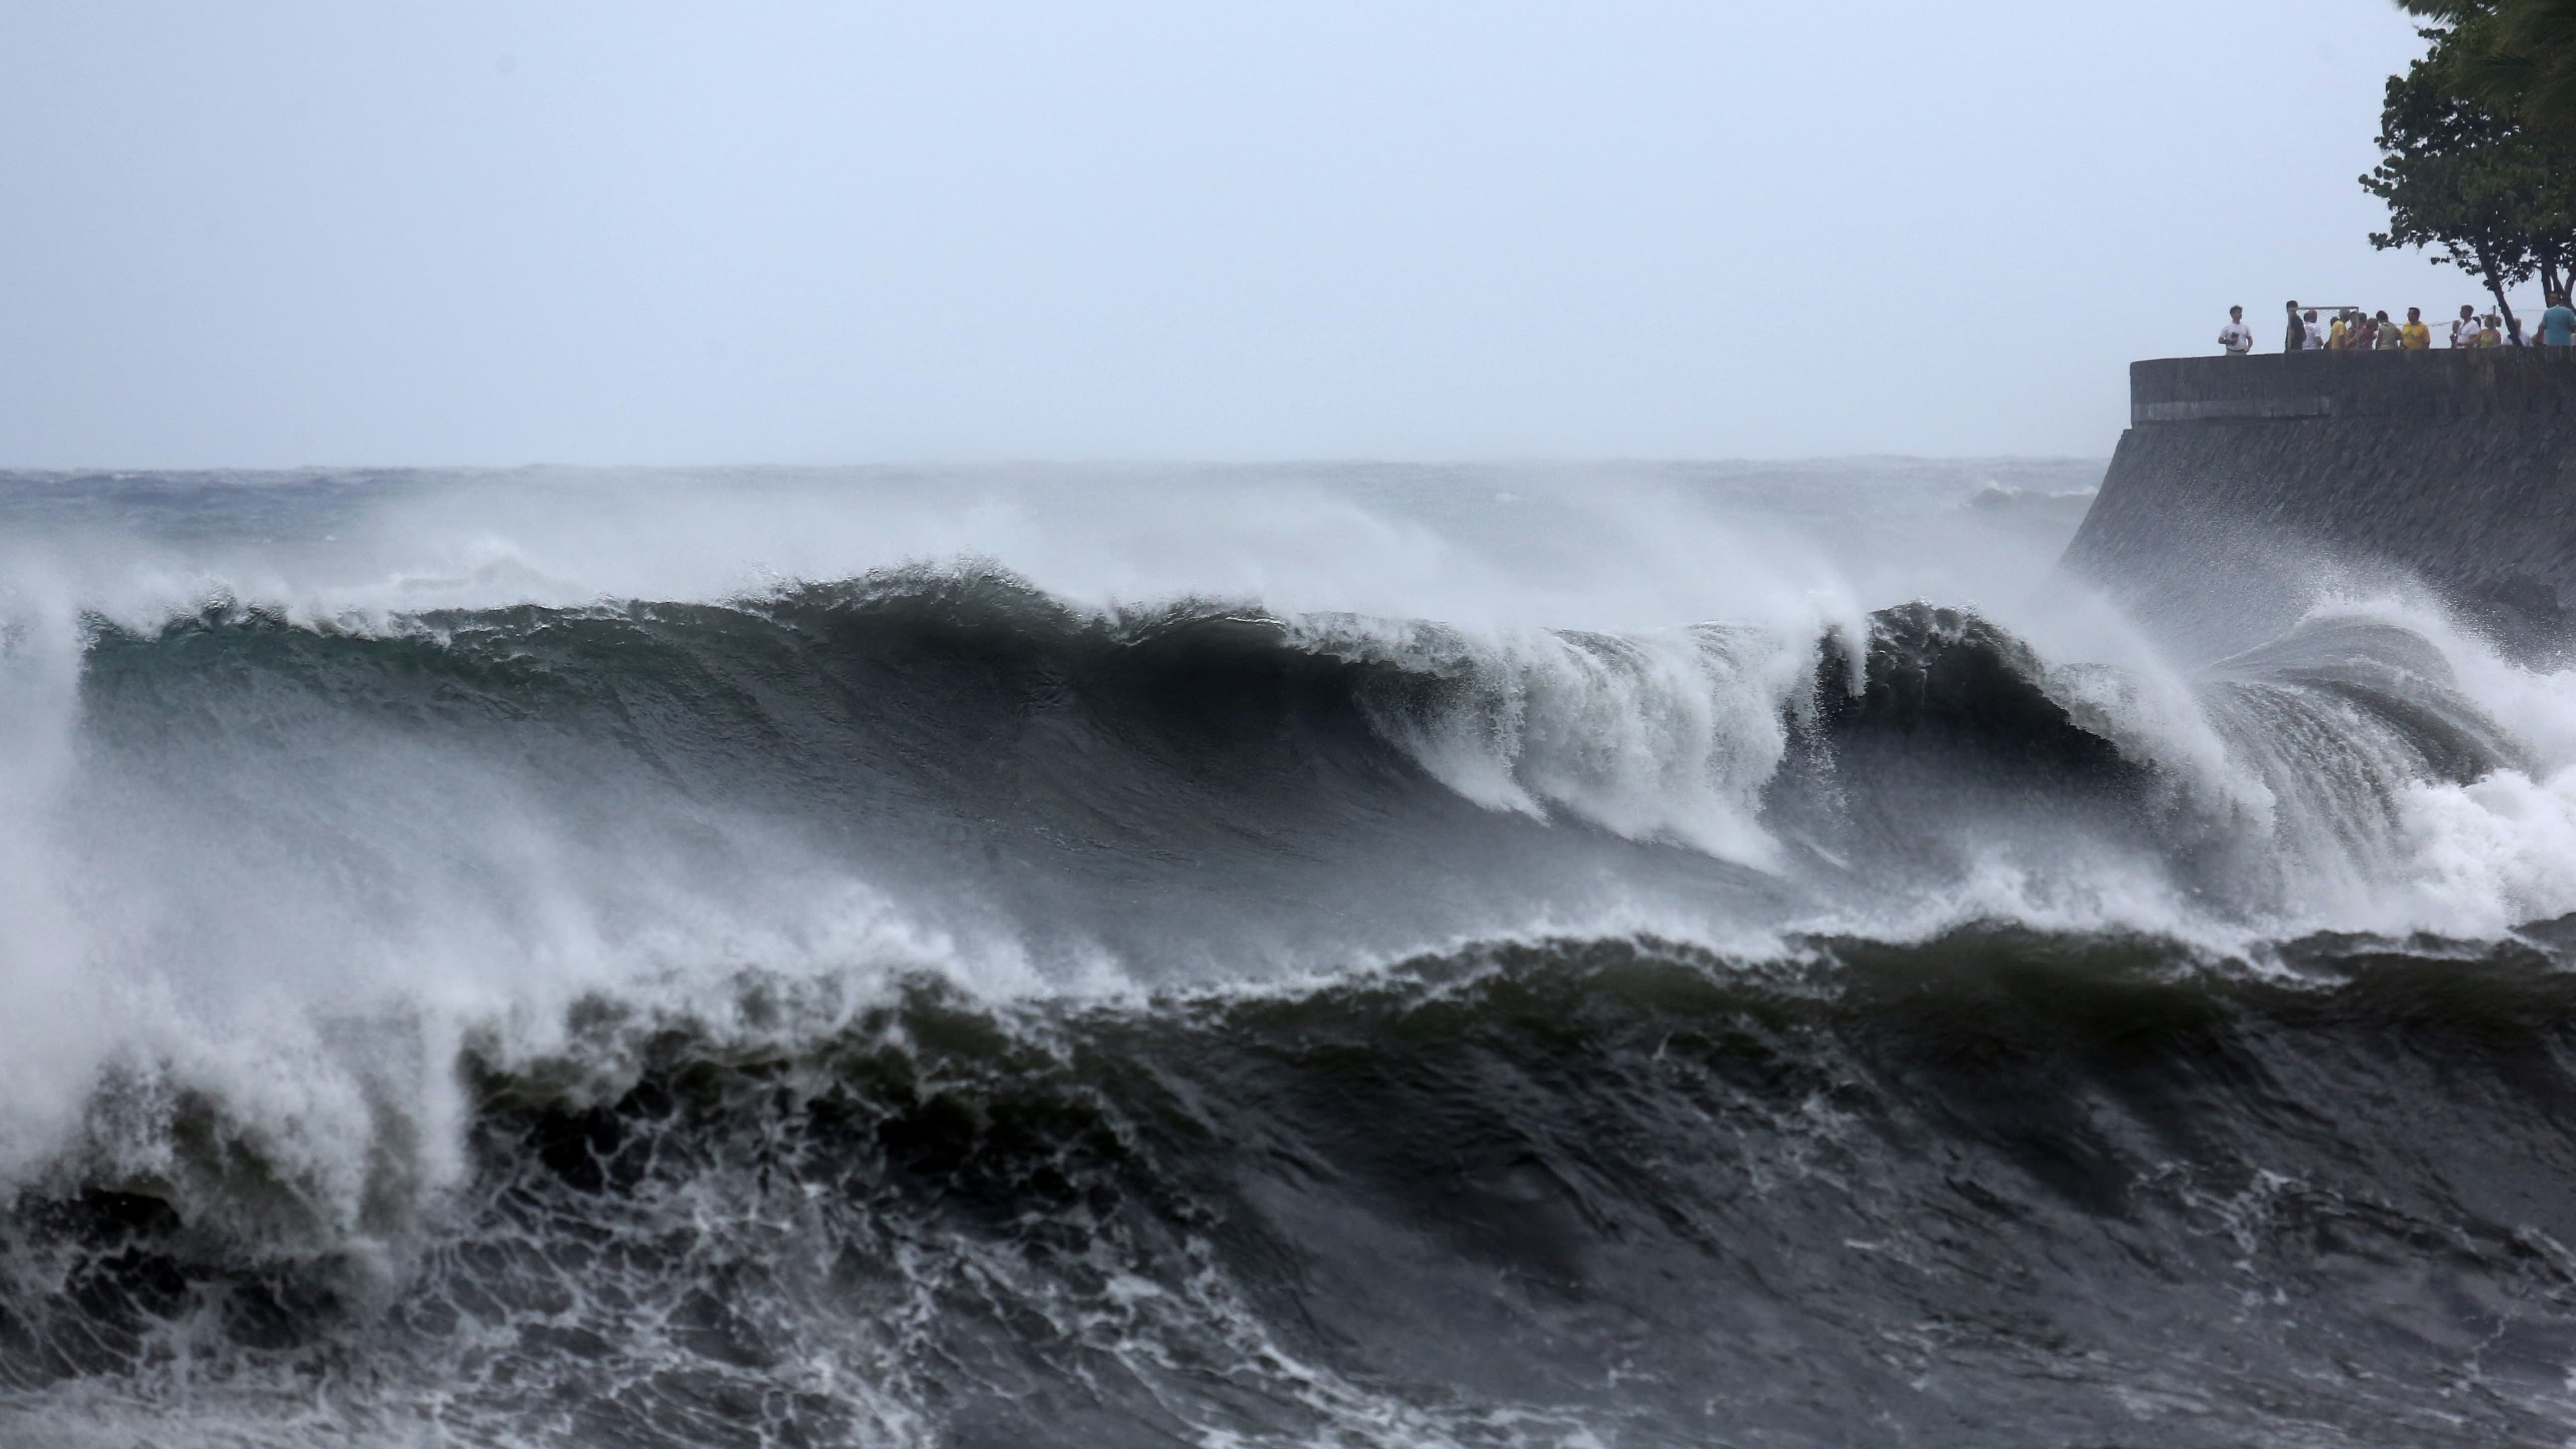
[7,462,2576,1447]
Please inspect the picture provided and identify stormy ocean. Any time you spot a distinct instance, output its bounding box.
[3,459,2573,1449]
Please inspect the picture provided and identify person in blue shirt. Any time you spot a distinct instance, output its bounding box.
[2542,293,2576,348]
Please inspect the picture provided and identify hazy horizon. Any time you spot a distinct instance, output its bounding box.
[0,0,2475,467]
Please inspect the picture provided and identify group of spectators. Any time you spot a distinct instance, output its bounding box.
[2216,296,2576,354]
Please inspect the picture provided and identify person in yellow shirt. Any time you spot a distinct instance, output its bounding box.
[2328,312,2351,349]
[2401,306,2432,349]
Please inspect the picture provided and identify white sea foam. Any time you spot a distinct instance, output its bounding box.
[0,564,106,1183]
[1300,614,1819,869]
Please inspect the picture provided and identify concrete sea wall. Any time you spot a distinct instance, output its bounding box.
[2058,351,2576,659]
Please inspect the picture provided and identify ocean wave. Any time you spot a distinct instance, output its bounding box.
[12,562,2576,1442]
[11,927,2576,1446]
[44,566,2576,969]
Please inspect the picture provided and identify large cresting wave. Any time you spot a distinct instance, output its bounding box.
[8,534,2576,1447]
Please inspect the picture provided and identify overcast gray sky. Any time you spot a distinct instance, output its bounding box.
[0,1,2463,465]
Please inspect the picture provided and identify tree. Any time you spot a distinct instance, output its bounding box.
[2364,14,2576,329]
[2398,0,2576,143]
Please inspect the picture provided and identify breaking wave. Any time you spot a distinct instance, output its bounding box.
[7,523,2576,1445]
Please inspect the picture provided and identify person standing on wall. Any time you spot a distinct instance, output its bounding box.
[2304,309,2326,350]
[2218,306,2255,355]
[2541,293,2576,347]
[2285,300,2307,353]
[2451,304,2481,347]
[2402,307,2432,349]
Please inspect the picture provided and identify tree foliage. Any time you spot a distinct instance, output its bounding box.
[2397,0,2576,141]
[2362,28,2576,321]
[2366,2,2576,324]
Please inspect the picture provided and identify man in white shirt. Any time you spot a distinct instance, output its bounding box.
[2217,306,2255,355]
[2452,304,2480,347]
[2304,309,2325,350]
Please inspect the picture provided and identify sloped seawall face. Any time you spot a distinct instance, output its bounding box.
[2061,352,2576,660]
